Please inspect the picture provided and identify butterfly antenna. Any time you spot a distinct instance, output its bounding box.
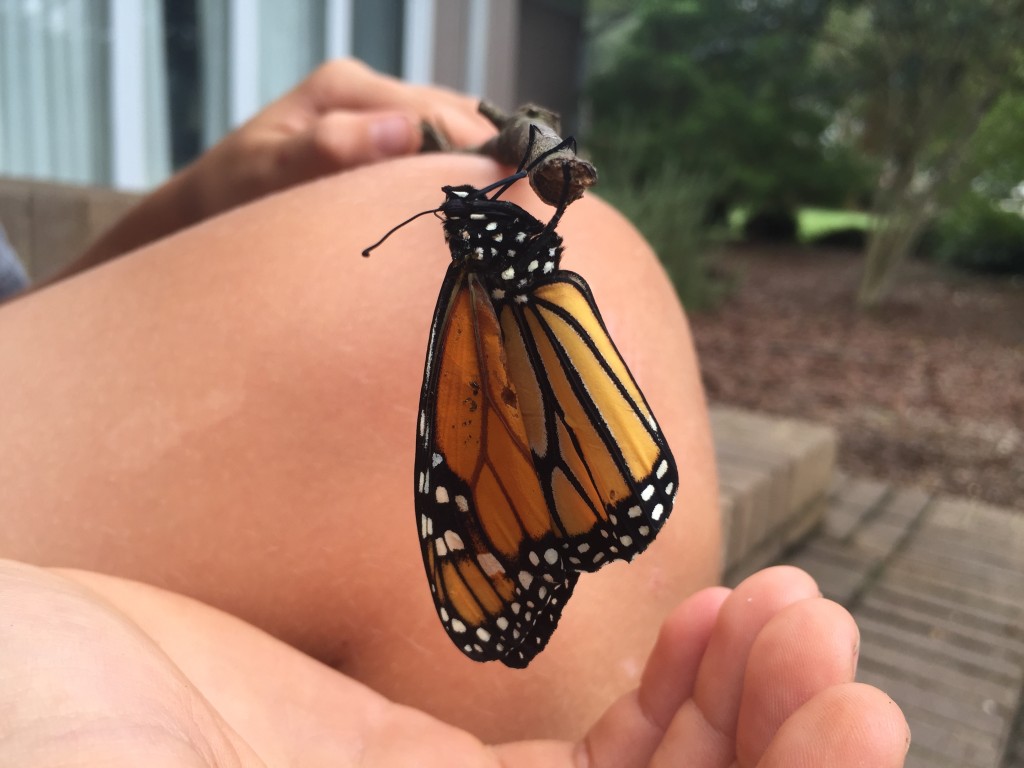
[362,207,442,257]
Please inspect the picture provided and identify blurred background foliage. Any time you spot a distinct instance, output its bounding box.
[584,0,1024,307]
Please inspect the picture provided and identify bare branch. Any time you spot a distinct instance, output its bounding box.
[476,101,598,208]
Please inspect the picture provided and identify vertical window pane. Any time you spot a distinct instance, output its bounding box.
[353,0,403,76]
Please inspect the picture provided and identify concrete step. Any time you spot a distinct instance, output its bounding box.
[709,405,838,585]
[780,475,1024,767]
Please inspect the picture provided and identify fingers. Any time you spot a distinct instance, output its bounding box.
[576,586,730,768]
[756,683,910,768]
[274,109,422,182]
[302,58,495,148]
[693,566,822,737]
[734,598,860,764]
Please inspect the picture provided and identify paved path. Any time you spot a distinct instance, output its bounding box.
[779,474,1024,767]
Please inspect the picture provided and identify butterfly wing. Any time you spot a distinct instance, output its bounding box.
[500,271,678,571]
[416,266,578,668]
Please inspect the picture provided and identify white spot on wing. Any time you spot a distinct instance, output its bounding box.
[652,503,665,521]
[656,460,669,479]
[544,548,558,565]
[451,618,467,633]
[435,486,450,504]
[455,494,469,512]
[444,530,465,551]
[477,553,504,576]
[519,571,534,589]
[641,485,655,502]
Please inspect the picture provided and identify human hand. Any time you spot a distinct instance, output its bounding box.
[1,561,908,766]
[186,57,496,221]
[52,59,494,283]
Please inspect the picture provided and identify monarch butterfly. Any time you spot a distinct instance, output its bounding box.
[363,136,677,667]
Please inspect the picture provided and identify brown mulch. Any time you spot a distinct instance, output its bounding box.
[689,244,1024,511]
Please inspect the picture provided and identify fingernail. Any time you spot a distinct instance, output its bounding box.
[370,115,415,156]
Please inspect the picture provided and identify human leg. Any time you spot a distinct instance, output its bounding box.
[0,153,720,740]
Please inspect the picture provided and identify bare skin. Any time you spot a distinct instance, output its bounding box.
[0,60,909,764]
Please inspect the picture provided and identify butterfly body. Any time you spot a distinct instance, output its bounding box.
[410,179,679,668]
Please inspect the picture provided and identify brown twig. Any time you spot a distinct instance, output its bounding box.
[476,101,597,208]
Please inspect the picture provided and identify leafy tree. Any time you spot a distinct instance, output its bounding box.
[929,92,1024,274]
[588,0,865,221]
[819,0,1024,305]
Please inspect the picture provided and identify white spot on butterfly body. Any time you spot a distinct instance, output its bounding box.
[501,266,515,280]
[485,222,498,231]
[451,189,469,198]
[542,262,555,274]
[527,260,539,272]
[470,213,486,220]
[515,232,527,243]
[493,233,503,242]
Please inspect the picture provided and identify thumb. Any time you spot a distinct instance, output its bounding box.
[276,110,422,182]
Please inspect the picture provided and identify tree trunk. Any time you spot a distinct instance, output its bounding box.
[857,199,932,308]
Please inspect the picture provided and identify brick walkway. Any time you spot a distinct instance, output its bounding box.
[782,474,1024,768]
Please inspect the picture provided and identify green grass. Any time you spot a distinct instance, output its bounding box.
[728,206,874,242]
[798,207,874,242]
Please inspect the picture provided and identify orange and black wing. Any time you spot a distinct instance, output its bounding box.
[415,267,578,668]
[501,271,677,571]
[416,263,677,668]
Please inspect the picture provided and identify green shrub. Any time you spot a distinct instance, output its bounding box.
[594,158,725,309]
[932,191,1024,274]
